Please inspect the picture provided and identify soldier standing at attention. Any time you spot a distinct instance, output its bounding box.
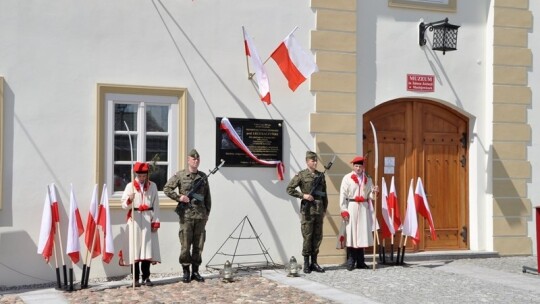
[286,151,328,273]
[164,149,211,283]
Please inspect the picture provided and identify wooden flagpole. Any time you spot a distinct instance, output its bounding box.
[242,26,253,79]
[49,185,68,289]
[370,121,379,270]
[53,239,62,289]
[390,209,395,262]
[83,207,100,288]
[124,121,136,290]
[400,236,408,265]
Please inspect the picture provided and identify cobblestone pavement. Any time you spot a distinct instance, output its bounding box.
[1,256,539,303]
[303,256,540,304]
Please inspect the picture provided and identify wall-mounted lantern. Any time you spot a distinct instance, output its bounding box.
[419,18,460,55]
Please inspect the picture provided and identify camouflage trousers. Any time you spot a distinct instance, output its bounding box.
[300,213,324,257]
[178,218,207,266]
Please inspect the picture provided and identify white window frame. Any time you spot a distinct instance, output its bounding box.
[97,84,187,208]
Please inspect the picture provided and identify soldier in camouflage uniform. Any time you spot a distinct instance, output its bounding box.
[286,151,328,274]
[164,149,211,283]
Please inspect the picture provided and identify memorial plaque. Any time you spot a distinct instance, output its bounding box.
[216,117,283,167]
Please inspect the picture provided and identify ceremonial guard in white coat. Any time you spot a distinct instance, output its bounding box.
[121,162,161,286]
[339,156,378,270]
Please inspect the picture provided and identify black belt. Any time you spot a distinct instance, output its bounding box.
[136,207,154,211]
[347,198,366,202]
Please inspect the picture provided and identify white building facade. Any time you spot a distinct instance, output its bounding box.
[1,0,539,286]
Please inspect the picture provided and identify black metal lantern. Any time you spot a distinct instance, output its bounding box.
[419,18,460,55]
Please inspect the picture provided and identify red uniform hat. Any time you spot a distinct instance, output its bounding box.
[134,162,149,173]
[350,156,365,165]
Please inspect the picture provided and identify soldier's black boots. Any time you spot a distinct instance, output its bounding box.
[356,248,369,269]
[310,255,325,273]
[191,265,205,282]
[182,265,191,283]
[303,256,311,274]
[346,248,355,271]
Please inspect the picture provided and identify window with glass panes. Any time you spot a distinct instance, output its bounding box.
[97,85,186,204]
[113,102,171,192]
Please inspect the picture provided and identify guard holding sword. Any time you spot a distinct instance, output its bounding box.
[339,156,379,270]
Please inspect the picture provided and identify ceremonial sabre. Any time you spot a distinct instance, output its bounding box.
[370,121,379,270]
[123,121,136,290]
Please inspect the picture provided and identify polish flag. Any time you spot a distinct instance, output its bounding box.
[402,179,419,244]
[85,184,101,258]
[243,27,271,104]
[388,176,402,231]
[367,197,380,232]
[37,189,55,263]
[49,184,61,225]
[270,30,318,91]
[66,184,84,264]
[380,177,394,239]
[415,178,437,241]
[98,185,114,263]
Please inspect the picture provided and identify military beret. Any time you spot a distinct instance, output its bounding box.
[306,151,318,160]
[134,162,149,173]
[189,149,200,159]
[350,156,364,165]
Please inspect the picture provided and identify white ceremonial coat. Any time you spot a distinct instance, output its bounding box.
[339,172,375,248]
[121,180,161,263]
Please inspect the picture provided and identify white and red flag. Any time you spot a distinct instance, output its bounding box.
[98,184,114,263]
[243,27,271,104]
[415,178,437,241]
[37,189,55,263]
[66,184,84,264]
[270,29,318,91]
[402,179,419,244]
[48,184,61,226]
[85,184,101,258]
[220,117,284,180]
[388,176,402,231]
[380,177,394,239]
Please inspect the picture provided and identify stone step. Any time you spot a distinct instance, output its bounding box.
[367,250,500,262]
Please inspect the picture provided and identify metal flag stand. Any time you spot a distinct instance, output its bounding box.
[206,216,281,271]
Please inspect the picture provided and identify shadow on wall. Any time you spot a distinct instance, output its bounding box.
[0,229,57,287]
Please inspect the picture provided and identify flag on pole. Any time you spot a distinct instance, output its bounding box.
[243,27,271,104]
[367,196,380,232]
[388,176,402,231]
[415,178,437,240]
[98,185,114,263]
[380,177,394,239]
[37,189,55,263]
[85,184,101,258]
[66,184,84,264]
[270,30,318,91]
[402,179,419,244]
[49,184,61,225]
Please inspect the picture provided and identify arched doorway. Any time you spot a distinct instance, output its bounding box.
[363,98,469,251]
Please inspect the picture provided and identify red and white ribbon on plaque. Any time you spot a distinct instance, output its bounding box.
[220,117,284,180]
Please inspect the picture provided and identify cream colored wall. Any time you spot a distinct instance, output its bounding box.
[492,0,533,255]
[310,0,357,264]
[0,77,3,210]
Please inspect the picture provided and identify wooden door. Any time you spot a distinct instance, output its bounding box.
[363,98,468,251]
